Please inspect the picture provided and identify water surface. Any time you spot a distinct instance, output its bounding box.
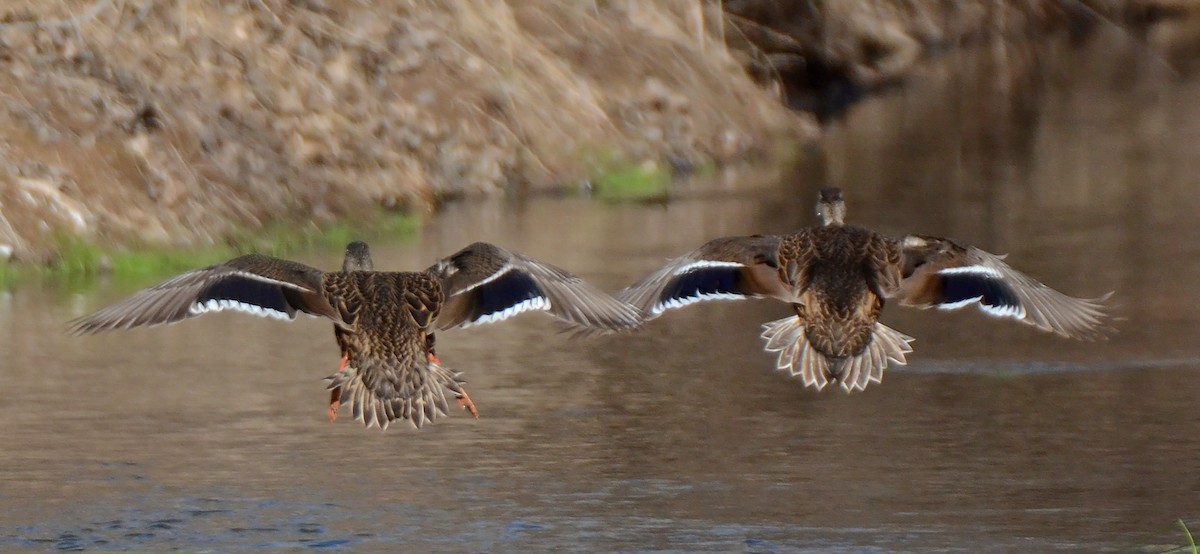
[2,31,1199,552]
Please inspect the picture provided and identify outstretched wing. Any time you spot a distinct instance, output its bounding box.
[69,254,342,334]
[894,235,1113,340]
[429,242,641,333]
[618,234,792,319]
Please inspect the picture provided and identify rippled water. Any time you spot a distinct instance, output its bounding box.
[3,32,1199,552]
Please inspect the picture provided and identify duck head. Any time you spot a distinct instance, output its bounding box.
[343,241,374,272]
[816,187,845,226]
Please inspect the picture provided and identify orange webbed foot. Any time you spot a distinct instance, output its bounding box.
[428,352,476,418]
[328,387,341,422]
[327,353,348,423]
[456,388,479,419]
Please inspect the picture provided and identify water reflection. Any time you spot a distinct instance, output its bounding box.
[2,31,1199,552]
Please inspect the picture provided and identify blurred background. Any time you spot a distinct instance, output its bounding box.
[1,1,1199,552]
[0,0,1195,265]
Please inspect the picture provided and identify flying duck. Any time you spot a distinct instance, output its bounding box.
[71,241,642,429]
[618,187,1112,392]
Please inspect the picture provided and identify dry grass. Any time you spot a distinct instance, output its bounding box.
[0,0,808,264]
[0,0,1188,265]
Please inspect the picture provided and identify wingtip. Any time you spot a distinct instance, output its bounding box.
[1064,322,1119,343]
[558,324,622,340]
[64,318,119,337]
[551,299,648,339]
[65,320,86,337]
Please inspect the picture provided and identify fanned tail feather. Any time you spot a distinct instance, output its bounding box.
[760,316,915,392]
[761,315,830,390]
[325,360,466,430]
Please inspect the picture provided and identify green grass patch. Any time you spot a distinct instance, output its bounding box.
[0,212,424,291]
[48,238,237,280]
[578,146,673,203]
[1181,519,1198,554]
[232,213,422,258]
[0,260,15,290]
[689,155,719,179]
[593,162,670,202]
[1154,520,1200,554]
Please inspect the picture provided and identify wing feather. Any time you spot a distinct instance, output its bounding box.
[618,235,790,319]
[69,254,339,334]
[430,242,641,333]
[895,235,1112,340]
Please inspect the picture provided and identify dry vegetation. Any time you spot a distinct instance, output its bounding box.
[0,0,1195,266]
[0,0,806,264]
[723,0,1200,116]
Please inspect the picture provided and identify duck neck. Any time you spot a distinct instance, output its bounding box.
[819,202,845,226]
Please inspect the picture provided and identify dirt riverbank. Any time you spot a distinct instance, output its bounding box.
[0,0,1195,267]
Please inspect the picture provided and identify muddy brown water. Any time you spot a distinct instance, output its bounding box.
[3,32,1200,553]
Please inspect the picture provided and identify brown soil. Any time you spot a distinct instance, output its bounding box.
[0,0,1194,264]
[0,0,810,263]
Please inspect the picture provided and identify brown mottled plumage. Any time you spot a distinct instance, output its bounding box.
[70,241,642,429]
[619,187,1112,392]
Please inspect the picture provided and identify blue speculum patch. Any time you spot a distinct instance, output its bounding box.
[474,270,543,320]
[940,272,1020,310]
[199,277,291,314]
[660,267,743,305]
